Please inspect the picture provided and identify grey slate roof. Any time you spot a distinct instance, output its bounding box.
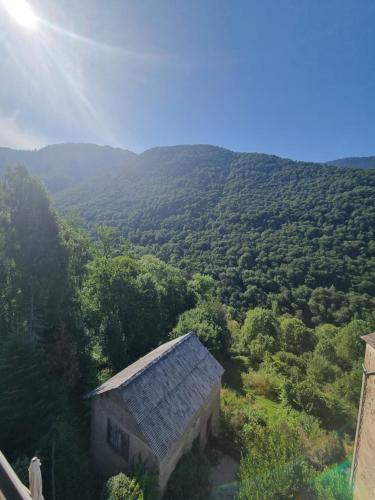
[87,332,224,459]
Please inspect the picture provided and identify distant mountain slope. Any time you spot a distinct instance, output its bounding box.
[55,145,375,322]
[327,156,375,169]
[0,143,136,192]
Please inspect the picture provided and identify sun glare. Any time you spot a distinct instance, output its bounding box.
[2,0,38,30]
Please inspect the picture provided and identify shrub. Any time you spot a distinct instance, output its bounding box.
[313,464,352,500]
[220,388,266,458]
[102,473,144,500]
[164,445,210,500]
[241,308,280,350]
[242,370,280,400]
[238,422,313,500]
[130,458,159,500]
[296,415,345,469]
[279,316,315,354]
[171,299,230,353]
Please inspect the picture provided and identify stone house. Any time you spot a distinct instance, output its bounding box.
[86,332,224,494]
[351,332,375,499]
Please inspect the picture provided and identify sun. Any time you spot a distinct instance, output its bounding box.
[2,0,39,30]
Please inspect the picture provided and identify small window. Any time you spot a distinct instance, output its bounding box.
[107,418,130,462]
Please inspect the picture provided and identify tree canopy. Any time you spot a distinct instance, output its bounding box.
[55,146,375,325]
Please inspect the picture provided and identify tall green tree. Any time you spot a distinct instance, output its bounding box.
[0,166,69,339]
[82,254,190,372]
[171,298,230,353]
[279,316,315,355]
[240,307,280,361]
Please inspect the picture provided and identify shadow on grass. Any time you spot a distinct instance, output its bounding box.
[216,353,250,394]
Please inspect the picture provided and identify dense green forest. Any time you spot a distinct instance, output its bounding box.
[1,161,374,499]
[56,145,375,326]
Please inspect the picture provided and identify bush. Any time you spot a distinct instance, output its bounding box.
[241,308,280,350]
[219,388,266,458]
[238,422,313,500]
[171,299,230,353]
[313,463,352,500]
[242,370,280,400]
[279,316,315,355]
[164,445,210,500]
[296,415,344,469]
[102,473,144,500]
[130,458,159,500]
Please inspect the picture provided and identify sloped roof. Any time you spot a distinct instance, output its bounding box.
[361,333,375,349]
[87,332,224,458]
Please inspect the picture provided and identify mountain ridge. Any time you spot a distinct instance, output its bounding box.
[0,142,136,192]
[1,142,374,196]
[326,156,375,169]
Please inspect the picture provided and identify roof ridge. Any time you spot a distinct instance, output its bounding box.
[119,332,194,390]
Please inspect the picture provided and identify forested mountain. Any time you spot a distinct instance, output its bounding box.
[55,145,375,324]
[327,156,375,169]
[0,143,136,192]
[1,165,369,499]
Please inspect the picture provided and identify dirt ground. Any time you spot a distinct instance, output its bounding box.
[208,452,240,500]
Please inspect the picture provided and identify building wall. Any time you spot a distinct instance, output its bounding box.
[353,344,375,500]
[91,382,221,496]
[158,382,221,494]
[91,391,156,479]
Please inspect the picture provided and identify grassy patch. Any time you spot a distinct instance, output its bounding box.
[251,395,282,422]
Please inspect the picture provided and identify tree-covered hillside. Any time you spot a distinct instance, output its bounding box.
[1,166,366,499]
[327,156,375,169]
[55,145,375,324]
[0,143,136,193]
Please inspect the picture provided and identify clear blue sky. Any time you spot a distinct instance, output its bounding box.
[0,0,374,161]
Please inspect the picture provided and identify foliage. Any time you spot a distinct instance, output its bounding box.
[81,253,190,372]
[129,459,159,500]
[0,166,69,338]
[335,319,368,367]
[0,163,370,499]
[219,388,266,458]
[0,335,60,452]
[187,273,217,302]
[164,445,211,500]
[55,146,375,325]
[242,370,280,400]
[238,422,313,499]
[240,308,280,362]
[313,464,352,500]
[102,473,144,500]
[256,316,370,427]
[171,299,230,353]
[279,316,315,354]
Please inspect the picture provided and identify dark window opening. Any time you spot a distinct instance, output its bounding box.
[107,418,130,462]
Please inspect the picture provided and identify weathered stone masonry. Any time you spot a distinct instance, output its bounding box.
[351,333,375,500]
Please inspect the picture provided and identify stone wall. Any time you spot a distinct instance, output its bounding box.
[91,383,221,496]
[91,391,156,479]
[353,343,375,500]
